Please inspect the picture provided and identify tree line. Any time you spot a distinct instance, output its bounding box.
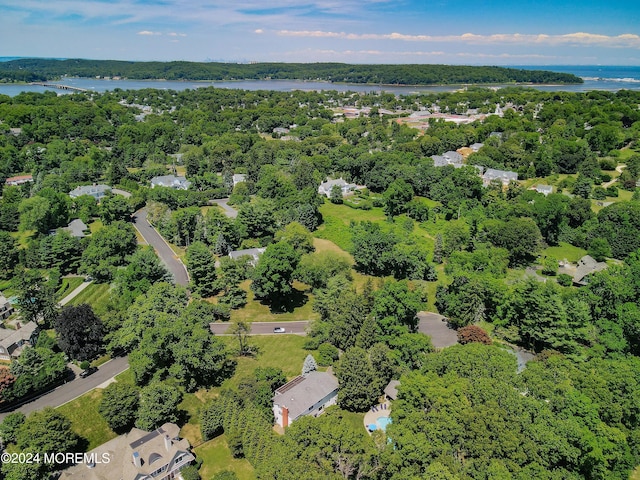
[1,58,582,84]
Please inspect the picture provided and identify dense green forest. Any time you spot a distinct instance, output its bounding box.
[0,58,582,85]
[1,83,640,480]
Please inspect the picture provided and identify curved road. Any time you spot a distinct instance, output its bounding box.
[132,208,189,286]
[0,356,129,419]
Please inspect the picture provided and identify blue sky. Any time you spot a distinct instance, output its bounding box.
[1,0,639,65]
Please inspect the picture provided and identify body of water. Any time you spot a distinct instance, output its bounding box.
[0,65,639,97]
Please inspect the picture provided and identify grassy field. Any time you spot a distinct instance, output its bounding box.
[542,242,587,263]
[229,280,318,323]
[57,389,117,450]
[315,202,435,253]
[66,283,112,312]
[194,436,255,480]
[631,466,640,480]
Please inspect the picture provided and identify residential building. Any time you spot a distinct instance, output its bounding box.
[443,151,464,164]
[572,255,608,286]
[482,168,518,187]
[0,293,14,321]
[384,380,400,401]
[69,184,112,200]
[63,219,89,238]
[150,175,190,190]
[232,174,247,186]
[317,178,364,198]
[4,175,33,186]
[59,422,195,480]
[272,371,339,428]
[532,184,553,196]
[0,321,39,361]
[228,247,266,266]
[470,143,484,152]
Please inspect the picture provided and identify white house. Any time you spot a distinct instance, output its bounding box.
[4,175,33,186]
[150,175,191,190]
[318,178,364,198]
[232,174,247,186]
[482,168,518,187]
[69,184,112,200]
[272,371,339,428]
[533,184,553,196]
[228,247,266,266]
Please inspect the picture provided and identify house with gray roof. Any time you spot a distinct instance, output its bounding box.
[229,247,266,266]
[318,178,365,198]
[443,151,464,164]
[272,371,339,428]
[572,255,608,286]
[150,175,190,190]
[384,380,401,401]
[482,168,518,187]
[0,321,38,361]
[470,143,484,152]
[69,184,111,200]
[0,293,14,321]
[59,422,194,480]
[63,219,89,238]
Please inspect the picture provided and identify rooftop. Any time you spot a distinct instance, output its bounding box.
[273,371,338,421]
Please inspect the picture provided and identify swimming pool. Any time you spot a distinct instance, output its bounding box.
[377,416,392,431]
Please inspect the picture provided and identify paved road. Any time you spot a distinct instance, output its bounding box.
[132,208,189,286]
[211,321,310,335]
[209,198,238,218]
[0,356,129,419]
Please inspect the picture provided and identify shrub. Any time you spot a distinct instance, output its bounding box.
[317,343,339,366]
[557,273,573,287]
[457,325,492,345]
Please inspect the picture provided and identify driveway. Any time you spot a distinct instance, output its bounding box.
[209,198,238,218]
[132,208,189,286]
[416,312,458,349]
[0,356,129,419]
[210,321,310,335]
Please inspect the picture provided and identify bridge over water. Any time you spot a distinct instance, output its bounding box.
[29,82,89,93]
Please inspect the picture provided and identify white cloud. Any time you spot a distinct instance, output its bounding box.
[137,30,161,36]
[276,30,640,48]
[168,32,187,37]
[254,29,264,34]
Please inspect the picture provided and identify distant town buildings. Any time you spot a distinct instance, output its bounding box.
[69,184,112,200]
[150,175,190,190]
[272,371,339,428]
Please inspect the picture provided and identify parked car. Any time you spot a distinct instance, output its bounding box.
[80,366,97,378]
[273,327,286,333]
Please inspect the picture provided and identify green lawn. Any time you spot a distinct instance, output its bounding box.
[57,389,117,450]
[315,202,434,253]
[10,230,34,249]
[56,277,85,301]
[631,466,640,480]
[194,435,255,480]
[542,242,587,263]
[229,280,318,323]
[66,283,111,313]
